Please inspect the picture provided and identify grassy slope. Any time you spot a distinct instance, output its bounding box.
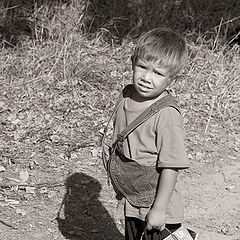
[0,1,240,239]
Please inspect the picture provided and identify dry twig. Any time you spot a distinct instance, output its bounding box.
[0,219,18,230]
[0,182,65,189]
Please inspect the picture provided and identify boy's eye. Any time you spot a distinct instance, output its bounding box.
[154,70,163,76]
[136,64,147,70]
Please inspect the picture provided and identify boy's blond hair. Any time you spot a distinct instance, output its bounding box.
[132,28,188,79]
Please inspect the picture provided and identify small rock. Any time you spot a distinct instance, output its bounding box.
[25,186,36,194]
[91,147,100,157]
[47,228,55,233]
[70,152,78,159]
[226,185,235,191]
[0,101,5,108]
[221,227,229,235]
[0,165,6,172]
[196,152,204,161]
[16,208,27,216]
[48,191,57,199]
[49,134,60,143]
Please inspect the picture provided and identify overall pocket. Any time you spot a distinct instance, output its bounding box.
[109,148,159,207]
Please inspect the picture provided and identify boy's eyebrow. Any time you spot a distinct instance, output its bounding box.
[153,68,165,76]
[135,59,146,65]
[135,59,170,76]
[152,64,170,76]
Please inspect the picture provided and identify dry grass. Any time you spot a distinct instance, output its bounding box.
[180,39,240,122]
[1,25,239,166]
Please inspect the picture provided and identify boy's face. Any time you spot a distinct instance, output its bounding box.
[132,58,172,100]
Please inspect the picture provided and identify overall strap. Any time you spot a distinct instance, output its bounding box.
[101,85,135,147]
[113,84,135,117]
[117,94,180,143]
[101,84,135,171]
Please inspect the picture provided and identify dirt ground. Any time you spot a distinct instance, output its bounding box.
[0,133,239,240]
[0,88,239,240]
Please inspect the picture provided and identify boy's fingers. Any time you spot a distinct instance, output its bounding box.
[146,222,154,230]
[159,224,165,232]
[146,223,151,230]
[146,223,164,231]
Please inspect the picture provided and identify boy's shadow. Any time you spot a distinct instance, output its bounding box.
[56,172,123,240]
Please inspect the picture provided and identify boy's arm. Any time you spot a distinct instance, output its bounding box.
[146,168,178,231]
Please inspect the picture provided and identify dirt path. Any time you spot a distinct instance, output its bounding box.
[0,139,239,240]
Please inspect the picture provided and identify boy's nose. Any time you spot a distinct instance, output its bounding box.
[142,71,152,83]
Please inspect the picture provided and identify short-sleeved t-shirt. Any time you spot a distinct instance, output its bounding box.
[113,94,190,223]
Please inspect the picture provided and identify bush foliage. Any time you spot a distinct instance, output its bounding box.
[1,0,240,45]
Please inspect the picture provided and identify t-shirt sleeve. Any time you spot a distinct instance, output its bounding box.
[156,120,190,169]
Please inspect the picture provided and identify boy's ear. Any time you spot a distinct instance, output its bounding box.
[131,55,134,63]
[131,55,135,70]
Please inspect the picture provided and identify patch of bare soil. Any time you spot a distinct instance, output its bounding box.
[1,122,239,240]
[0,147,123,240]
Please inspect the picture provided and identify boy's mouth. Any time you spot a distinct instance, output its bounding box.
[138,83,153,90]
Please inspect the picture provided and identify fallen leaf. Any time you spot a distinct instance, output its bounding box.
[50,134,60,143]
[11,185,19,191]
[16,208,27,216]
[0,165,5,172]
[39,187,48,194]
[19,169,29,182]
[0,101,5,108]
[91,148,99,157]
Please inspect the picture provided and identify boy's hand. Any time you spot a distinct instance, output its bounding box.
[146,207,167,231]
[146,168,178,232]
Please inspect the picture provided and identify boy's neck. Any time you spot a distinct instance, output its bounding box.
[131,89,169,104]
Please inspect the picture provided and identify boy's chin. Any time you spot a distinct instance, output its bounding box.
[135,89,159,100]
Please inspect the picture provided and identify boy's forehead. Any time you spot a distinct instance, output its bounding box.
[136,58,170,72]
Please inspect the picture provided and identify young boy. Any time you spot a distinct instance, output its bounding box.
[104,28,190,240]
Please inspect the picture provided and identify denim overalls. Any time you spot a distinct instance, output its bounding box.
[102,85,180,208]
